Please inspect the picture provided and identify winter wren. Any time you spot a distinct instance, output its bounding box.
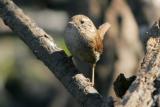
[64,15,110,86]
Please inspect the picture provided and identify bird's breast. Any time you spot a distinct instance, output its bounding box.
[64,26,101,63]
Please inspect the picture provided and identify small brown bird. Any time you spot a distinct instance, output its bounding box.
[64,15,110,86]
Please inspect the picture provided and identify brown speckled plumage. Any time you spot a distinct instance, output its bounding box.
[64,15,110,86]
[65,15,102,63]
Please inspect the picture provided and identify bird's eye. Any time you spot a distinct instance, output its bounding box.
[80,20,84,24]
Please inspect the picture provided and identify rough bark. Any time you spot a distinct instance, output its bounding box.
[0,0,160,107]
[119,19,160,107]
[0,0,112,107]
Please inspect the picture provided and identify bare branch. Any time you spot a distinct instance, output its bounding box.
[1,0,160,107]
[0,0,112,107]
[118,19,160,107]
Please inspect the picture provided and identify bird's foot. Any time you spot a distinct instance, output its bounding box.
[86,78,94,87]
[91,83,94,87]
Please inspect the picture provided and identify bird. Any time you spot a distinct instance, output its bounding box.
[64,15,110,86]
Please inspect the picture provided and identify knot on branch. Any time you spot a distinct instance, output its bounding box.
[113,74,136,98]
[144,19,160,46]
[147,19,160,37]
[141,18,160,56]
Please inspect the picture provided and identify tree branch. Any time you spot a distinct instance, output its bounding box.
[118,19,160,107]
[1,0,160,107]
[0,0,112,107]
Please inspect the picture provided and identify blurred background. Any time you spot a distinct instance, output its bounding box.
[0,0,160,107]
